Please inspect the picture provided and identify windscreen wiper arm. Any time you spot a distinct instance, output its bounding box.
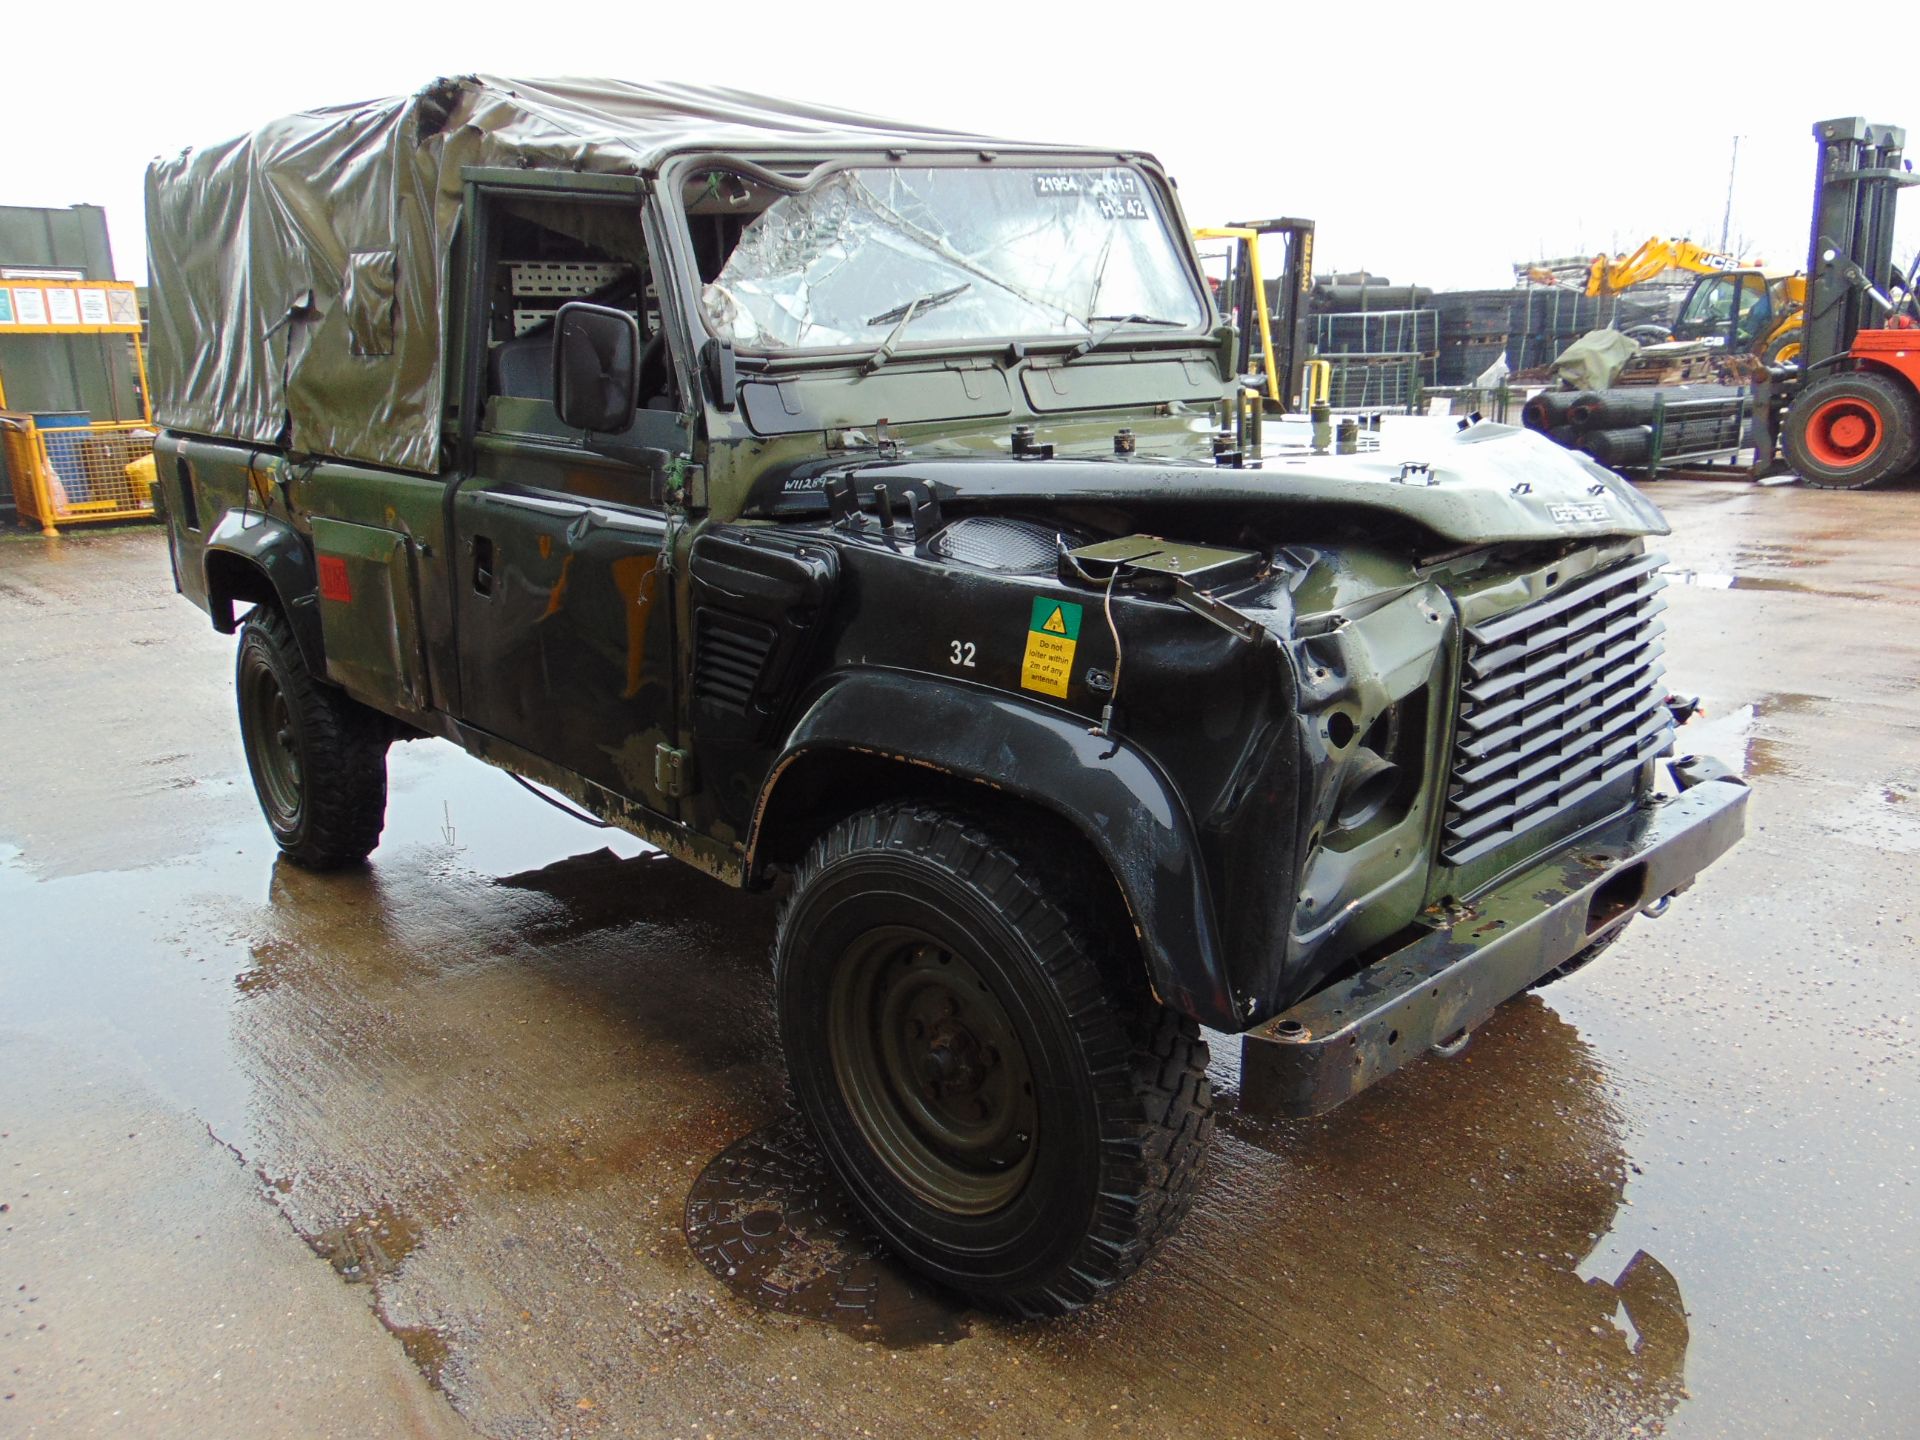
[1064,313,1187,363]
[860,283,972,377]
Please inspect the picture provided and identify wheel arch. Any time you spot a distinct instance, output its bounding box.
[748,672,1239,1029]
[203,511,326,678]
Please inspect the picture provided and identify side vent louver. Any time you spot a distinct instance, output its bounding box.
[694,610,778,716]
[686,530,839,753]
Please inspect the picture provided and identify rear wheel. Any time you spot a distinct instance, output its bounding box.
[1761,325,1803,369]
[1784,371,1920,489]
[236,605,389,868]
[774,803,1213,1315]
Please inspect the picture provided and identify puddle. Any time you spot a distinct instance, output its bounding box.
[281,1193,457,1391]
[1825,780,1920,854]
[383,1319,453,1391]
[495,846,689,942]
[1729,542,1817,570]
[0,839,262,1143]
[1578,1250,1690,1369]
[1671,690,1834,781]
[685,1114,971,1349]
[1664,567,1899,603]
[305,1202,431,1283]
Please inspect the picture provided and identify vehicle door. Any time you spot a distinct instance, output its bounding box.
[1673,272,1770,350]
[447,185,689,818]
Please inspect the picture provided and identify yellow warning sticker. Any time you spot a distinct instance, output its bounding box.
[1020,597,1082,698]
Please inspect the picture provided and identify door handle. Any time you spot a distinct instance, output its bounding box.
[472,535,495,596]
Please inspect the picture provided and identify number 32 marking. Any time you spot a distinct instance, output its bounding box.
[949,640,977,668]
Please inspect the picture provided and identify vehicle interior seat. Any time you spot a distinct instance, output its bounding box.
[489,324,556,401]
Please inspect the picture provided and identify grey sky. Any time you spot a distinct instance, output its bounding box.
[4,2,1912,290]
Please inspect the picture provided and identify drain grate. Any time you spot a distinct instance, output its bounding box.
[684,1114,969,1348]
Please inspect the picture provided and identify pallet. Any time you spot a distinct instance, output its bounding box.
[1614,340,1719,386]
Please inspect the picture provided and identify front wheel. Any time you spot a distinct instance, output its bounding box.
[774,804,1213,1316]
[1784,371,1920,489]
[1760,324,1803,369]
[236,605,389,868]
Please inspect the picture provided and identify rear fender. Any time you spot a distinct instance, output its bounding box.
[203,511,325,677]
[751,671,1238,1028]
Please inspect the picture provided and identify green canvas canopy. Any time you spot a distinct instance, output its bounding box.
[145,76,1029,473]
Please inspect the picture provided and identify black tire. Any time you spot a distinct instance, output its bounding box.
[1784,371,1920,489]
[1760,323,1802,369]
[235,605,389,869]
[774,803,1213,1316]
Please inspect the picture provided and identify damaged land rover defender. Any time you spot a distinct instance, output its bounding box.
[146,77,1747,1315]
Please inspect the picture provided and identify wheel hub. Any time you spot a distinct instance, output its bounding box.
[1805,396,1884,469]
[922,1020,987,1096]
[242,652,304,823]
[828,930,1039,1215]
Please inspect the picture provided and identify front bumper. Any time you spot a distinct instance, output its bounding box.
[1239,755,1748,1117]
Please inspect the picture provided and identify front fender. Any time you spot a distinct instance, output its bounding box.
[752,671,1238,1029]
[204,510,324,677]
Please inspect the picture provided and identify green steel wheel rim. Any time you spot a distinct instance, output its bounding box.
[826,926,1038,1216]
[241,650,303,825]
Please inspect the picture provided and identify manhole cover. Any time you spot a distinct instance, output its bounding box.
[685,1114,969,1348]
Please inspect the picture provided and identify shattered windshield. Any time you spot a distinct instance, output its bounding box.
[696,166,1207,352]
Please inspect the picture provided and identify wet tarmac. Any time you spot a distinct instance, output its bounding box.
[2,480,1917,1437]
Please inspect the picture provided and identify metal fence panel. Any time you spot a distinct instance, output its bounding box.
[2,415,155,534]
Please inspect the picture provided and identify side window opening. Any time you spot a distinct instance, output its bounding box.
[479,198,682,442]
[1733,274,1771,344]
[1678,275,1739,339]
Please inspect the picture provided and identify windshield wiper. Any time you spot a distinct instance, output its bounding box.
[859,283,972,377]
[1064,313,1187,363]
[866,283,971,328]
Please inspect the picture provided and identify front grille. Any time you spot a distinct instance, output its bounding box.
[693,610,777,715]
[1441,552,1673,866]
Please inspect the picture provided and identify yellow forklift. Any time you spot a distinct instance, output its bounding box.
[1193,218,1322,410]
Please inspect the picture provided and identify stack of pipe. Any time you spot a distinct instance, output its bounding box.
[1521,385,1748,467]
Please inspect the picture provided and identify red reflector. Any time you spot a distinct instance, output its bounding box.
[318,554,352,602]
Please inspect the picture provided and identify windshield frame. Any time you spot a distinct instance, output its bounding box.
[656,148,1217,367]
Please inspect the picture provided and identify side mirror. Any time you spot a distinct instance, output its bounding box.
[552,302,640,433]
[1213,321,1240,383]
[702,337,738,411]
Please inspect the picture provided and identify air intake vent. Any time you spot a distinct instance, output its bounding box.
[927,516,1061,574]
[694,610,777,715]
[1441,553,1673,866]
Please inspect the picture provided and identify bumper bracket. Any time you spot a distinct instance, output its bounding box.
[1239,758,1747,1117]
